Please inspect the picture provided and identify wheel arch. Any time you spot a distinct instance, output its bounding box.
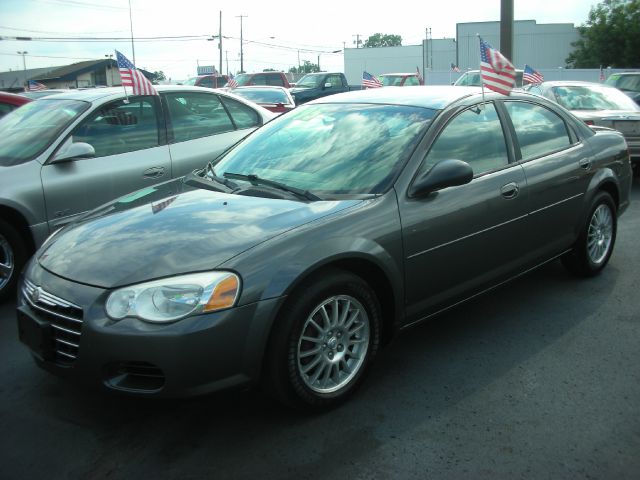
[0,205,36,253]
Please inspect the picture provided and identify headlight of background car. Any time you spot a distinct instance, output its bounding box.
[105,272,240,323]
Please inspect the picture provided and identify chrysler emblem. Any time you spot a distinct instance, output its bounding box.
[31,287,41,303]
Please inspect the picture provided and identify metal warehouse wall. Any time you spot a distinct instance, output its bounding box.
[456,20,579,70]
[344,45,423,85]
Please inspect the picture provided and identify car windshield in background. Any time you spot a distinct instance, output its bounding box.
[213,103,436,196]
[0,99,89,166]
[181,77,198,86]
[233,88,290,104]
[295,75,322,88]
[232,74,252,86]
[382,76,405,86]
[551,85,640,111]
[605,74,640,92]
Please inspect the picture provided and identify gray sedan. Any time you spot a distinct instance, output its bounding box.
[525,81,640,175]
[0,85,274,300]
[17,87,632,410]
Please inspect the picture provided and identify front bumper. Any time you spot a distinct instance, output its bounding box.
[16,261,283,397]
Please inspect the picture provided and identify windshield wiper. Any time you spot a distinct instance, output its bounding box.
[223,172,320,201]
[205,163,239,189]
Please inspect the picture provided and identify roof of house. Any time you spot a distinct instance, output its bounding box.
[33,59,117,81]
[0,67,58,90]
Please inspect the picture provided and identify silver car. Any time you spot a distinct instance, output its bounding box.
[0,85,274,300]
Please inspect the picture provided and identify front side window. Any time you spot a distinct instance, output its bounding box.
[420,103,508,177]
[327,75,343,88]
[72,97,159,157]
[219,96,261,129]
[165,92,234,142]
[505,101,572,161]
[0,98,89,166]
[213,103,435,195]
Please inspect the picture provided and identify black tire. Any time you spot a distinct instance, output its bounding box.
[0,219,28,302]
[562,191,617,277]
[263,268,381,411]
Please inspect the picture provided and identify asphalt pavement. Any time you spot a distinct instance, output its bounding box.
[1,180,639,479]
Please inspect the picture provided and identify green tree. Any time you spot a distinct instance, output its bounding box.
[149,70,166,84]
[289,60,320,74]
[362,33,402,48]
[566,0,640,68]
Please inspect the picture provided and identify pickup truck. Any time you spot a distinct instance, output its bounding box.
[289,72,359,105]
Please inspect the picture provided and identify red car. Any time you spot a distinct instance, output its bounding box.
[230,86,295,114]
[0,91,32,118]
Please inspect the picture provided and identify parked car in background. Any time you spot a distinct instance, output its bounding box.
[289,72,355,105]
[16,86,631,411]
[0,85,274,300]
[380,72,423,86]
[605,72,640,105]
[225,71,290,88]
[454,69,524,87]
[182,74,229,89]
[20,89,70,100]
[231,86,295,114]
[0,91,31,118]
[525,81,640,175]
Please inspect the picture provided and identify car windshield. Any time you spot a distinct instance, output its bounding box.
[181,77,198,86]
[454,72,481,86]
[213,103,436,196]
[605,74,640,92]
[0,98,89,166]
[20,90,67,99]
[295,75,323,88]
[234,88,290,104]
[232,74,252,87]
[551,85,640,111]
[381,76,406,86]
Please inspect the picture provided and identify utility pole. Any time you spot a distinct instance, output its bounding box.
[352,34,362,48]
[500,0,514,61]
[236,15,247,73]
[128,0,136,64]
[17,50,27,88]
[218,11,223,75]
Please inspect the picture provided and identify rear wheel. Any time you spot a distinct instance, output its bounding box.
[264,268,381,411]
[562,191,616,277]
[0,219,28,302]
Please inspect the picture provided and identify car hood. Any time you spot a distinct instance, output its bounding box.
[38,179,360,288]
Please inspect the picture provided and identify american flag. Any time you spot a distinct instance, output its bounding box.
[226,73,238,88]
[479,37,516,96]
[27,80,48,91]
[416,66,423,85]
[599,66,605,82]
[362,71,382,89]
[115,50,158,96]
[523,64,544,84]
[450,63,461,73]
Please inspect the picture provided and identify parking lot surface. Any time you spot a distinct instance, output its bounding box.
[1,180,639,479]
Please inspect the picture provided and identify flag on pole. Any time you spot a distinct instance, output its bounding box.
[362,71,382,89]
[599,66,605,82]
[416,66,423,85]
[523,64,544,84]
[450,63,461,73]
[27,80,48,91]
[226,73,238,88]
[115,50,158,96]
[479,37,516,96]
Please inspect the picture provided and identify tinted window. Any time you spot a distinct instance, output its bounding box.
[505,101,571,160]
[219,96,261,129]
[327,75,343,88]
[252,74,268,86]
[266,74,285,86]
[421,103,508,176]
[72,98,159,157]
[404,76,420,86]
[165,92,234,142]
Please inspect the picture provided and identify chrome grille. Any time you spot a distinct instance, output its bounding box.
[22,279,84,365]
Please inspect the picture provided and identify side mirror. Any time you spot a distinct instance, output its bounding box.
[409,159,473,197]
[51,142,96,163]
[324,82,332,89]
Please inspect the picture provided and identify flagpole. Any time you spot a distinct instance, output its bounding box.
[477,34,485,105]
[116,50,130,103]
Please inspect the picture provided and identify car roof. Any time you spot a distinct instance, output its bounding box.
[536,81,616,88]
[233,85,287,90]
[312,85,482,109]
[29,85,233,103]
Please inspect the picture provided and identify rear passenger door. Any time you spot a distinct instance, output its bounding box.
[41,95,171,228]
[162,91,262,176]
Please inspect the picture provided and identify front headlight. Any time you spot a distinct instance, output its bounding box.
[105,271,240,323]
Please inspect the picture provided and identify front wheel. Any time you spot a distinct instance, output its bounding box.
[562,191,617,277]
[263,268,381,411]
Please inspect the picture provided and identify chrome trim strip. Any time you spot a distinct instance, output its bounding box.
[51,324,81,336]
[528,193,584,216]
[55,338,79,348]
[401,250,572,330]
[24,298,84,324]
[56,350,76,359]
[407,214,529,259]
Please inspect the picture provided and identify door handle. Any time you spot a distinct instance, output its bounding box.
[143,166,165,179]
[579,158,591,170]
[501,182,519,199]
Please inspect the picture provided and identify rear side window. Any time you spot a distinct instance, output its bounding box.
[266,74,285,86]
[72,97,160,157]
[220,97,261,129]
[420,103,508,176]
[164,92,234,142]
[252,74,268,86]
[504,101,571,161]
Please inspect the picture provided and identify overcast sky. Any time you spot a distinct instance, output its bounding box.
[0,0,596,81]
